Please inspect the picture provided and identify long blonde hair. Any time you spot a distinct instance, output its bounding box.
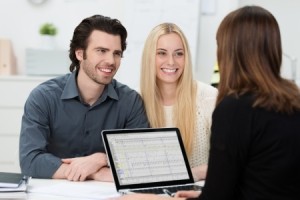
[140,23,197,157]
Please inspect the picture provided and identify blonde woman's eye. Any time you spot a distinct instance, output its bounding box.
[174,51,184,57]
[157,51,166,56]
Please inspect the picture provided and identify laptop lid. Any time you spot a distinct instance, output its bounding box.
[101,127,195,192]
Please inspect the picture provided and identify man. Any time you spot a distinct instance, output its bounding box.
[19,15,149,182]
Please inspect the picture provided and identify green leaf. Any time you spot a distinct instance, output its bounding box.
[39,23,57,36]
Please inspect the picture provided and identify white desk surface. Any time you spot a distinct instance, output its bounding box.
[10,178,119,200]
[1,178,205,200]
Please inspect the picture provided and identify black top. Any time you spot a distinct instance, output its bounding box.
[190,94,300,200]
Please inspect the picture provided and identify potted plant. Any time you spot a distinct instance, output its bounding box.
[39,23,57,36]
[39,23,57,49]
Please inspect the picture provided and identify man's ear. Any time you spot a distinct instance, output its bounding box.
[75,49,84,61]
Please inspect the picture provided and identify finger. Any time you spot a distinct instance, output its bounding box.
[62,158,73,163]
[67,166,78,181]
[79,173,87,181]
[72,171,81,181]
[64,166,71,178]
[77,169,88,182]
[174,191,187,198]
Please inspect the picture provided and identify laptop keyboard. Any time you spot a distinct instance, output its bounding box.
[130,184,202,195]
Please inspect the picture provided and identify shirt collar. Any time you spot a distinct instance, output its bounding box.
[61,71,78,100]
[61,71,119,101]
[105,82,119,101]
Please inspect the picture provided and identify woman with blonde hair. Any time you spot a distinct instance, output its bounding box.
[140,23,217,181]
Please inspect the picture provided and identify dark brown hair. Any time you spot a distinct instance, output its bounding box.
[69,14,127,72]
[216,6,300,114]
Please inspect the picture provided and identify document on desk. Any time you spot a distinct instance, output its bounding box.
[28,180,120,199]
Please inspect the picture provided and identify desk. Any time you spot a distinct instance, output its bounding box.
[26,178,118,200]
[3,179,205,200]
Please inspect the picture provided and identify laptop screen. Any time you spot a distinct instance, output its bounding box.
[102,128,194,190]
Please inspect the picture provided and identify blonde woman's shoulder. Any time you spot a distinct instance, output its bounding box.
[195,80,218,98]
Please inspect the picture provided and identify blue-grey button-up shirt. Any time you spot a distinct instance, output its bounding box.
[19,71,149,178]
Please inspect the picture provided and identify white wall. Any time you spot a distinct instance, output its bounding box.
[196,0,239,83]
[1,0,299,87]
[197,0,300,84]
[0,0,125,73]
[1,0,239,88]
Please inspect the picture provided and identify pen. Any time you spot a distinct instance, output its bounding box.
[163,189,175,197]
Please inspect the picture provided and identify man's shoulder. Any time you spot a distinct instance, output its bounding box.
[112,79,139,95]
[38,74,69,89]
[31,74,70,96]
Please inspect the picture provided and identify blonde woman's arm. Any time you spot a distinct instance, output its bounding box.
[192,164,208,181]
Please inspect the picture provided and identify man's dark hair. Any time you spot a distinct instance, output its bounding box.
[69,14,127,72]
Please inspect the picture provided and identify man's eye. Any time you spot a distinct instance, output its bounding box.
[114,52,122,57]
[96,49,106,53]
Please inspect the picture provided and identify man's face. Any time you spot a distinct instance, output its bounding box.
[76,30,123,85]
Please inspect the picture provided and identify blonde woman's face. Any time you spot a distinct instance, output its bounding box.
[155,33,185,85]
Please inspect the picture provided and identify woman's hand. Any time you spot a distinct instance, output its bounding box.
[174,190,201,198]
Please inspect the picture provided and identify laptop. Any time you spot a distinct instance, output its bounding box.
[101,127,202,196]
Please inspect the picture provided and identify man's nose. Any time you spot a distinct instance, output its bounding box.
[105,53,116,66]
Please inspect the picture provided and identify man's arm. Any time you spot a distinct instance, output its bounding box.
[124,92,149,128]
[19,88,62,178]
[192,164,207,181]
[88,166,113,182]
[52,163,69,179]
[56,152,108,181]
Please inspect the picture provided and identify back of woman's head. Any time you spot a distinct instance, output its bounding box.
[216,6,300,113]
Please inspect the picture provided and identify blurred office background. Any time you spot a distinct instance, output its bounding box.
[0,0,299,87]
[0,0,299,172]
